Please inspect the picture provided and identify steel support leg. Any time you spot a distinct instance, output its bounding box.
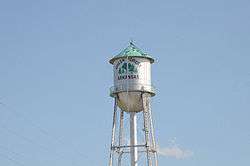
[148,98,158,166]
[109,97,118,166]
[118,110,124,166]
[142,93,152,166]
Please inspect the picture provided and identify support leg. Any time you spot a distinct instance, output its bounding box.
[109,97,118,166]
[142,93,152,166]
[118,110,124,166]
[148,98,158,166]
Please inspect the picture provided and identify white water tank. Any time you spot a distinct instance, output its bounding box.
[109,42,155,112]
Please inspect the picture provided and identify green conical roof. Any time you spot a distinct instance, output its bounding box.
[109,42,154,64]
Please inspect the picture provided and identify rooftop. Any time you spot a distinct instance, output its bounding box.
[109,42,154,64]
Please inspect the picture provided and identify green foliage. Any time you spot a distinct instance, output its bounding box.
[118,62,138,75]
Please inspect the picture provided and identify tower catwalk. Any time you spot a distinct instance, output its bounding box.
[108,42,158,166]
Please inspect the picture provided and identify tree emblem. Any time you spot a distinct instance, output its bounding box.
[118,62,138,75]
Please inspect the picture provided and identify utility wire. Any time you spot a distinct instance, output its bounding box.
[0,152,25,166]
[0,100,100,166]
[0,122,79,166]
[0,103,80,165]
[0,145,26,159]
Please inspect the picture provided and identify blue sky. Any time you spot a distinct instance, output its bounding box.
[0,0,250,165]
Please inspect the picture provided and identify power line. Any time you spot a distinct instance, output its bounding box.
[0,120,79,166]
[0,145,26,159]
[0,100,101,166]
[0,152,25,166]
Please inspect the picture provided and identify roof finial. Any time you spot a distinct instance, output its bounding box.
[129,38,134,46]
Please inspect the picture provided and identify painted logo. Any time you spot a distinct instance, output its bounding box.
[117,58,140,80]
[118,62,138,75]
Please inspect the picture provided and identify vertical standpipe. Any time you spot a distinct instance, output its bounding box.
[130,112,138,166]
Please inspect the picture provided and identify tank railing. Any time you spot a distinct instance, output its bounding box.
[109,83,155,96]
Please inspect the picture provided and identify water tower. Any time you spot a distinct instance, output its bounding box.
[108,42,158,166]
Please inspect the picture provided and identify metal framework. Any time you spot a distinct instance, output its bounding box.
[108,93,158,166]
